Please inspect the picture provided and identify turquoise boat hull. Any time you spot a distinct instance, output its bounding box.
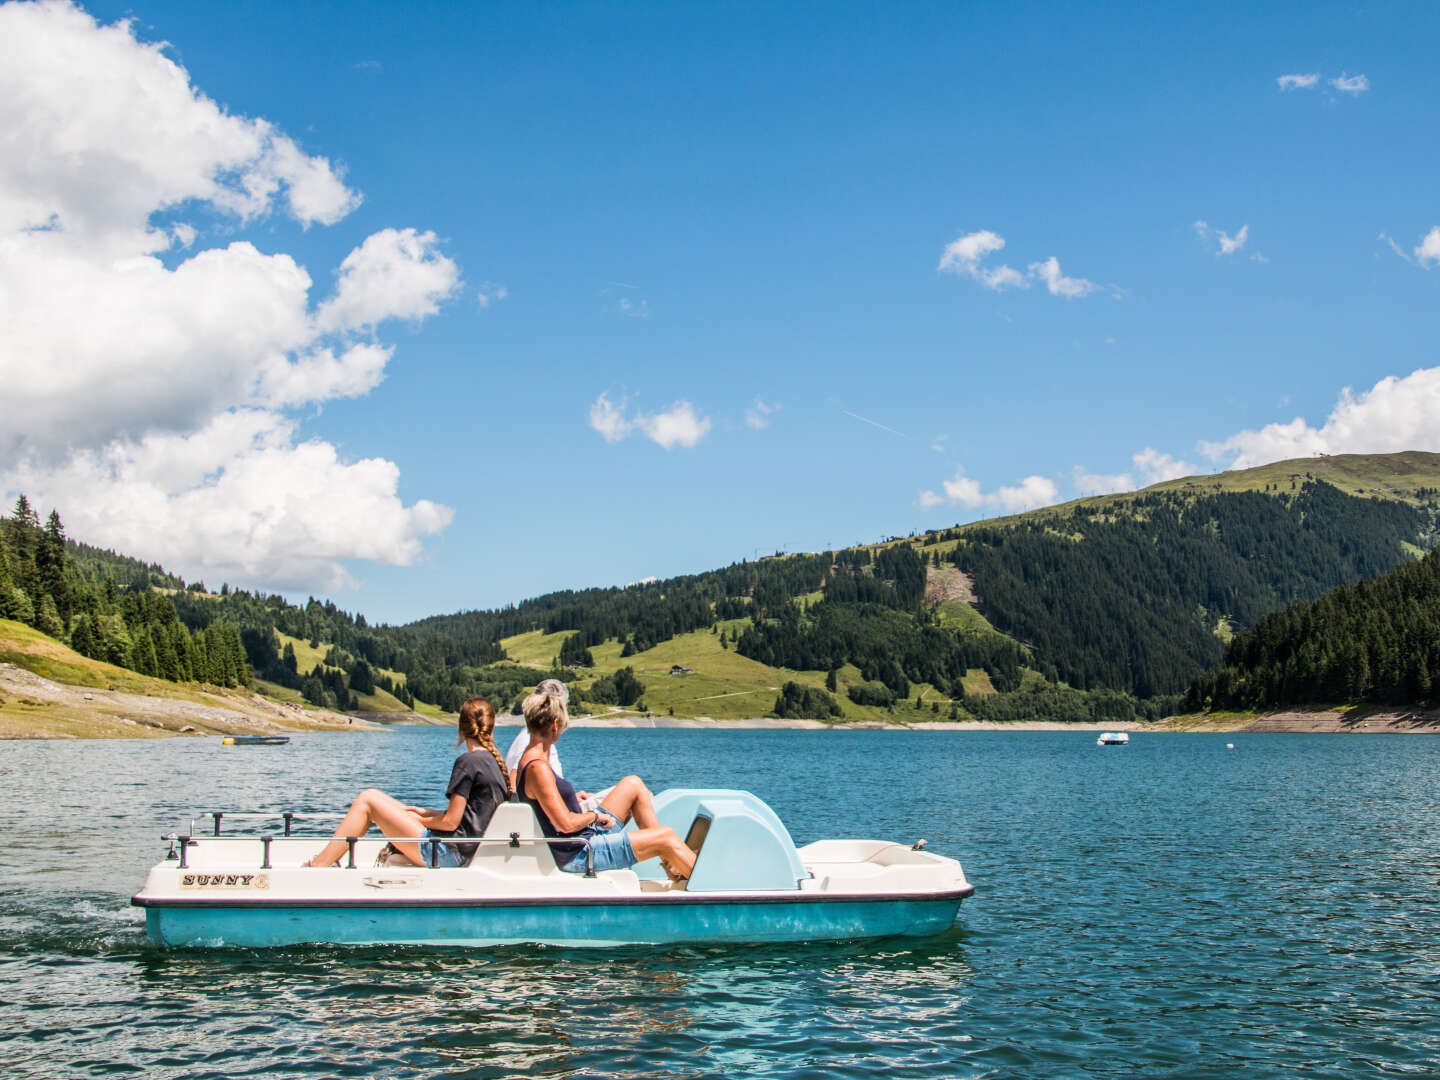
[140,892,968,948]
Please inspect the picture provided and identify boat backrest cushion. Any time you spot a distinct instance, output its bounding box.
[477,802,558,874]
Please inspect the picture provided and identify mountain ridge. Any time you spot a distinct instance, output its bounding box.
[2,452,1436,730]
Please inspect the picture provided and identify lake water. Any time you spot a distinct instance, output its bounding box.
[2,728,1439,1079]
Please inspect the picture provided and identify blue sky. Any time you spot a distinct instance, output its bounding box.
[2,1,1438,624]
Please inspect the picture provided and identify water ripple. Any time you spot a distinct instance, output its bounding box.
[4,731,1440,1078]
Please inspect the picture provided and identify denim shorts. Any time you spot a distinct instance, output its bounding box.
[420,831,463,868]
[560,806,636,873]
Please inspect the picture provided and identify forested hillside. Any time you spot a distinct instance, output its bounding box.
[941,481,1430,696]
[1184,548,1440,711]
[3,452,1436,724]
[0,497,249,689]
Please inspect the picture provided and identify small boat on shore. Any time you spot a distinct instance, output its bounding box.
[221,735,291,746]
[131,789,973,948]
[1097,731,1129,746]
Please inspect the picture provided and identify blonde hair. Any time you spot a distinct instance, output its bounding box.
[457,697,507,789]
[522,690,568,738]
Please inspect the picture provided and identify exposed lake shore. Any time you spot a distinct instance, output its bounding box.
[7,659,1439,739]
[0,662,381,740]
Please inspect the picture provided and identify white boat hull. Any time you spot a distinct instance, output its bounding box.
[132,792,974,948]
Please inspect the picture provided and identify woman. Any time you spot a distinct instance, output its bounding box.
[305,697,508,868]
[505,678,611,810]
[517,690,696,883]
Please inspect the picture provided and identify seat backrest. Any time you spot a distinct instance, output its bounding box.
[476,801,559,875]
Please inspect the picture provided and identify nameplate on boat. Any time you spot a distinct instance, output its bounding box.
[362,875,422,889]
[180,873,270,890]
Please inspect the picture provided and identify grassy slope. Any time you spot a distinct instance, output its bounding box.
[501,614,992,724]
[273,630,428,715]
[956,451,1440,534]
[500,628,578,668]
[0,618,357,738]
[0,618,198,696]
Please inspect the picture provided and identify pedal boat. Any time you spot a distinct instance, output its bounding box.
[132,789,974,948]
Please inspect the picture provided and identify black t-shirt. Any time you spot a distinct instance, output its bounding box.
[430,749,507,858]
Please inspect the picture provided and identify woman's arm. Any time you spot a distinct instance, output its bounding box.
[522,759,599,834]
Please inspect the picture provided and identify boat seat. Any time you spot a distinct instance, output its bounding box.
[478,802,560,875]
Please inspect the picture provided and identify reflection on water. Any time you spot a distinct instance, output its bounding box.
[3,729,1440,1078]
[0,935,953,1079]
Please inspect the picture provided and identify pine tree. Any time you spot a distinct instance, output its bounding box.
[128,628,159,677]
[155,627,182,681]
[35,594,64,639]
[69,614,97,659]
[38,510,69,620]
[0,544,23,621]
[171,624,194,681]
[5,495,42,618]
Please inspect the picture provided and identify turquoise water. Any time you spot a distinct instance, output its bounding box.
[3,728,1440,1078]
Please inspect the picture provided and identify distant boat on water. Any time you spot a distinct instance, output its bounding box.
[221,735,290,746]
[1097,731,1129,746]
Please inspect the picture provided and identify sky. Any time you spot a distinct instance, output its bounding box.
[2,0,1439,625]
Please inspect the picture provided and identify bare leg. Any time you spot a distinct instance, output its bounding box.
[629,826,696,882]
[598,775,660,829]
[306,788,427,867]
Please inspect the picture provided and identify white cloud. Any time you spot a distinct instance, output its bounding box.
[937,230,1028,292]
[255,343,393,409]
[1133,448,1196,484]
[313,227,459,333]
[588,393,633,442]
[588,394,712,449]
[4,411,452,592]
[1195,220,1254,258]
[0,1,455,594]
[745,399,780,430]
[920,467,1059,513]
[1330,73,1369,95]
[930,434,948,454]
[940,230,1105,298]
[1379,232,1413,263]
[991,475,1060,511]
[1277,73,1320,91]
[477,282,508,309]
[1200,368,1440,469]
[1070,448,1196,497]
[1028,256,1096,298]
[1416,227,1440,267]
[639,401,711,449]
[616,296,649,318]
[938,229,1005,272]
[0,1,358,256]
[1072,467,1134,496]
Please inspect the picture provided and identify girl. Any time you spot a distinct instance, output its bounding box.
[305,697,508,868]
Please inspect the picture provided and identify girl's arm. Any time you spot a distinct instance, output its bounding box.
[404,795,466,831]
